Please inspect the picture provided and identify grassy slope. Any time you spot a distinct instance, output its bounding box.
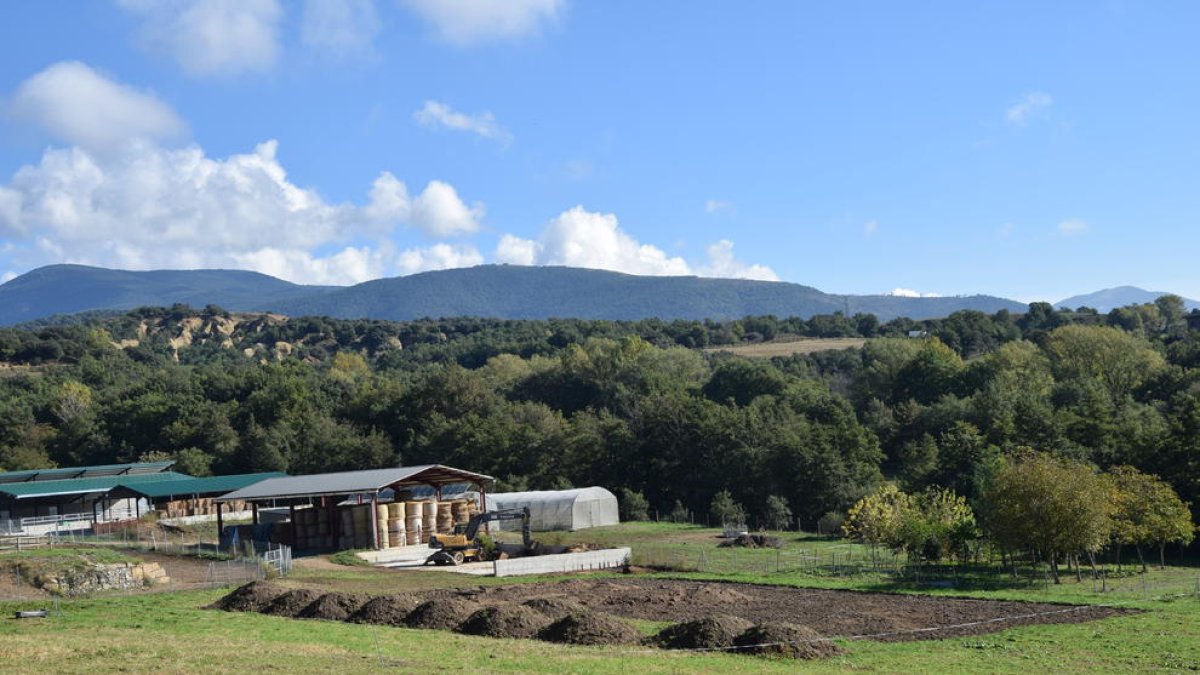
[1,523,1197,673]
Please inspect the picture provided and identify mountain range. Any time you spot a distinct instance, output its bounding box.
[0,264,1188,326]
[1055,286,1200,313]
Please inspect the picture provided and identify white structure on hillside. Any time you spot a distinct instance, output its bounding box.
[488,486,620,532]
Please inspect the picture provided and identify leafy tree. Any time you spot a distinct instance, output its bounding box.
[763,495,793,531]
[710,489,746,527]
[616,488,650,522]
[843,484,911,553]
[981,451,1115,582]
[1109,466,1195,570]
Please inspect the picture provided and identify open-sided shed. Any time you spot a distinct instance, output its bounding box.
[215,465,494,550]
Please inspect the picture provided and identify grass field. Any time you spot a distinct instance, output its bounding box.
[704,337,867,358]
[1,523,1198,673]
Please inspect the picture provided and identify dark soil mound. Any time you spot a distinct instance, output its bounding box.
[719,534,783,549]
[404,598,480,631]
[734,623,845,659]
[521,596,586,619]
[537,611,644,646]
[655,614,755,650]
[349,594,422,625]
[209,581,285,613]
[262,589,324,617]
[459,604,552,639]
[297,592,369,621]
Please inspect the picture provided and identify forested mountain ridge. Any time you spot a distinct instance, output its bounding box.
[2,296,1198,532]
[1056,286,1200,312]
[0,264,1027,325]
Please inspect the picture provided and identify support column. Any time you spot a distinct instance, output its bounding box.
[289,504,296,549]
[252,503,259,526]
[370,492,380,550]
[216,501,224,546]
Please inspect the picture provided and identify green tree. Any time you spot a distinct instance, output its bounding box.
[616,488,650,522]
[1109,466,1195,570]
[710,489,746,527]
[763,495,793,531]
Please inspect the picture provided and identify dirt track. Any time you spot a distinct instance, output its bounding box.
[419,578,1130,642]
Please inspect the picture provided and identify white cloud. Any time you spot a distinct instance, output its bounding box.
[705,199,734,214]
[695,240,779,281]
[116,0,283,76]
[888,288,942,298]
[401,0,563,46]
[10,61,185,152]
[300,0,381,56]
[395,243,483,275]
[0,271,16,284]
[1058,218,1087,235]
[414,100,513,145]
[864,219,879,235]
[493,206,777,281]
[1006,91,1053,126]
[0,135,485,285]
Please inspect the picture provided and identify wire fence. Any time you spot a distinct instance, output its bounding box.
[634,542,1200,601]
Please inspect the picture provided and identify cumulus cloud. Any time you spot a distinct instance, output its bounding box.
[414,100,513,145]
[0,136,485,285]
[1006,91,1053,126]
[1058,218,1087,235]
[10,61,185,152]
[494,206,777,281]
[695,240,779,281]
[300,0,381,56]
[395,243,484,275]
[116,0,283,76]
[401,0,563,46]
[888,288,942,298]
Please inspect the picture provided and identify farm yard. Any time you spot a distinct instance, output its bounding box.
[703,337,867,358]
[2,522,1198,673]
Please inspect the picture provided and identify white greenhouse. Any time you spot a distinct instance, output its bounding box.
[487,486,620,532]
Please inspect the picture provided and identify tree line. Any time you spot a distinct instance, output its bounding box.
[0,299,1197,553]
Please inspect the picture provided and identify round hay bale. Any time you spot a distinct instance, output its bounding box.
[208,581,285,613]
[349,594,422,626]
[296,592,369,621]
[459,604,551,639]
[262,589,324,617]
[521,596,587,619]
[733,623,845,659]
[537,611,644,646]
[655,614,754,650]
[404,598,480,631]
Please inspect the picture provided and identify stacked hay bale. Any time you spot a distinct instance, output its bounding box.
[386,502,406,547]
[292,507,332,550]
[451,500,471,530]
[421,501,437,543]
[405,501,423,546]
[436,502,453,534]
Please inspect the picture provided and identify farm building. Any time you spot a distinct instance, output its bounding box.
[0,461,185,532]
[215,464,494,551]
[107,472,286,522]
[488,487,620,532]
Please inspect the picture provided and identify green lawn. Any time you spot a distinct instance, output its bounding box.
[1,523,1197,673]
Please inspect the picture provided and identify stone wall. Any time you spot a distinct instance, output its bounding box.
[36,562,170,596]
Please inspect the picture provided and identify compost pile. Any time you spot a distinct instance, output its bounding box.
[733,623,845,659]
[536,610,645,646]
[459,604,551,639]
[404,598,481,631]
[349,594,422,625]
[297,592,368,621]
[209,581,284,613]
[262,589,324,617]
[654,614,754,650]
[718,534,783,549]
[521,596,586,619]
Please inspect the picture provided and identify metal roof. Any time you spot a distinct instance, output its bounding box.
[215,465,494,502]
[0,461,176,485]
[108,472,287,500]
[0,472,193,500]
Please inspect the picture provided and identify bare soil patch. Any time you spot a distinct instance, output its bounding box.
[704,337,867,358]
[434,578,1130,642]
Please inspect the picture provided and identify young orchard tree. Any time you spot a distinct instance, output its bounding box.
[1109,466,1195,570]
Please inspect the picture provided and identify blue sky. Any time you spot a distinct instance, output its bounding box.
[0,1,1197,302]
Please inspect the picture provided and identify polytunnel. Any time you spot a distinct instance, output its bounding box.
[487,486,620,531]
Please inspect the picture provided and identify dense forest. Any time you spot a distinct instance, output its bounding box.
[1,298,1198,534]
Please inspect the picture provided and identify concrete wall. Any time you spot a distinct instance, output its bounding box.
[493,547,630,578]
